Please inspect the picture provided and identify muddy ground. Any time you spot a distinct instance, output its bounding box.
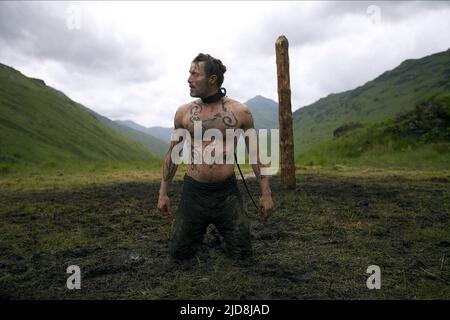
[0,172,449,299]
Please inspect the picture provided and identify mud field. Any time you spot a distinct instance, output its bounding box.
[1,172,449,299]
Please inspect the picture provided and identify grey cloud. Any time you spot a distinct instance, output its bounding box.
[235,1,450,55]
[316,1,450,21]
[0,2,161,83]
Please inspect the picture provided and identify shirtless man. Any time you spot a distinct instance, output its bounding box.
[157,53,274,260]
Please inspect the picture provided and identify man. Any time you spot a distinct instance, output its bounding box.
[157,53,274,260]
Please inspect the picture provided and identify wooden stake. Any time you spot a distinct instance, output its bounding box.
[275,35,296,189]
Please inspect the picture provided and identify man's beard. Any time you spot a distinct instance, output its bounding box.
[190,82,209,98]
[189,88,199,97]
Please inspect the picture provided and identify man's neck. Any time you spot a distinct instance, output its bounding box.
[201,88,225,104]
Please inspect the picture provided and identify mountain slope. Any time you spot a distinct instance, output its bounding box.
[244,95,278,130]
[293,48,450,155]
[100,118,167,159]
[115,119,149,133]
[72,115,167,159]
[0,63,160,171]
[296,93,450,169]
[145,126,173,143]
[115,120,173,145]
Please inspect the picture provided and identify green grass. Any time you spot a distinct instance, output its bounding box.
[0,158,164,179]
[297,135,449,170]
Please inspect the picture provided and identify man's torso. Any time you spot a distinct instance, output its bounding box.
[179,97,248,183]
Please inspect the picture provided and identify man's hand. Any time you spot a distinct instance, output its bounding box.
[259,194,274,220]
[157,194,172,217]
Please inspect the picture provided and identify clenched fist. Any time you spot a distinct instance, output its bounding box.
[157,194,172,217]
[259,194,274,220]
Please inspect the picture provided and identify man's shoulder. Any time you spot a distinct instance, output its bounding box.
[177,100,202,112]
[173,100,203,128]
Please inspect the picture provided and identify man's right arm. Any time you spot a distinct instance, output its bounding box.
[159,139,179,193]
[157,106,184,217]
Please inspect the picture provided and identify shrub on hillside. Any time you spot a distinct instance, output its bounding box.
[333,122,363,138]
[389,94,450,142]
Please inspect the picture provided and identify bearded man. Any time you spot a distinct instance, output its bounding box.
[157,53,274,260]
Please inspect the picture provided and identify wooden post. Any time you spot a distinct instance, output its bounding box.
[275,35,296,189]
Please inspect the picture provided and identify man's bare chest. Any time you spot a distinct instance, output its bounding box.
[182,100,242,135]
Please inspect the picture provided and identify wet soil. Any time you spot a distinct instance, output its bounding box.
[0,172,449,299]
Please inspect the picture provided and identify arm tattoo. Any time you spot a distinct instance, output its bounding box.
[163,144,177,182]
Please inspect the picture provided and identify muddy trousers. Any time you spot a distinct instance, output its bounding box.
[170,173,252,260]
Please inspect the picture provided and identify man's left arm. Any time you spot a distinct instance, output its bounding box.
[241,106,274,220]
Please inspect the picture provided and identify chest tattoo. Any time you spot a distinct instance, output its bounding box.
[188,100,238,130]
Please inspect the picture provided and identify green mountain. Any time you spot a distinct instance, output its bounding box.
[244,95,278,130]
[0,62,161,173]
[293,48,450,156]
[115,119,149,132]
[297,93,450,169]
[90,117,167,159]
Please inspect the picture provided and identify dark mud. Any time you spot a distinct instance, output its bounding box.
[0,173,449,299]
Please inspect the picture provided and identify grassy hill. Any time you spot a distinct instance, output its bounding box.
[0,63,162,175]
[89,116,167,159]
[297,93,450,170]
[293,48,450,156]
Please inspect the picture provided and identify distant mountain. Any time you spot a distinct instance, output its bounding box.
[115,119,149,133]
[91,116,167,159]
[244,95,278,130]
[116,120,173,144]
[146,126,173,143]
[293,48,450,155]
[0,62,161,171]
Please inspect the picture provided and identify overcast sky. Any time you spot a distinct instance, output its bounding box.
[1,1,450,127]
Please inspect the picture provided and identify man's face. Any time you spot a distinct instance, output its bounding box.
[188,62,213,98]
